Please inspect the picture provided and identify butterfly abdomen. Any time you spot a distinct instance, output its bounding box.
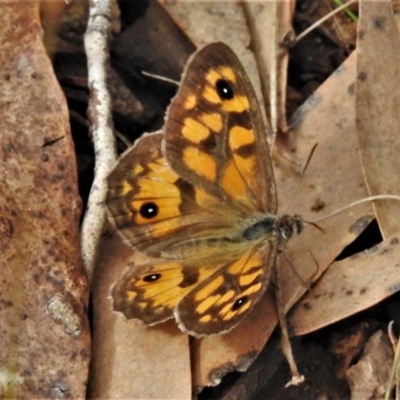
[242,216,277,241]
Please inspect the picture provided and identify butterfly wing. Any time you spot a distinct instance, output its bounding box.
[176,240,277,336]
[106,132,245,255]
[112,256,231,325]
[164,42,277,215]
[112,239,277,335]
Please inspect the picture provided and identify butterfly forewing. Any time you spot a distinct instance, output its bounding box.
[164,42,277,215]
[106,133,246,255]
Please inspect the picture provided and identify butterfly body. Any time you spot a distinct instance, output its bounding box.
[106,43,302,337]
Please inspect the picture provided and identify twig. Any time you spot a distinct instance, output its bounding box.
[385,321,400,400]
[82,0,117,280]
[312,195,400,223]
[295,0,357,44]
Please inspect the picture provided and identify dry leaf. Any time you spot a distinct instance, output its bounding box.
[160,0,268,130]
[242,0,295,139]
[289,232,400,336]
[89,226,192,399]
[279,50,371,315]
[357,0,400,238]
[289,0,400,337]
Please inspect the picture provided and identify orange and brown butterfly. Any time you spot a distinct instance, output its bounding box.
[106,42,302,337]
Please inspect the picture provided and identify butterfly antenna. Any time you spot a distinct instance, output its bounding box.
[302,219,325,233]
[312,194,400,223]
[141,70,179,86]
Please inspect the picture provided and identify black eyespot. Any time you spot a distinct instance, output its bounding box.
[216,79,234,100]
[231,296,248,311]
[139,202,158,219]
[143,273,161,282]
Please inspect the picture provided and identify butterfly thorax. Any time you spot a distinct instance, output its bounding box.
[243,214,303,244]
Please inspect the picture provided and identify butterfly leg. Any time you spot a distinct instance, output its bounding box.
[272,255,305,386]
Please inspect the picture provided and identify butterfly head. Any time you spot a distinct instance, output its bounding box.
[278,214,303,242]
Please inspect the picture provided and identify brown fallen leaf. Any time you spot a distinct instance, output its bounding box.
[289,232,400,336]
[289,0,400,336]
[357,0,400,238]
[40,0,67,57]
[160,0,269,133]
[0,3,89,398]
[89,226,192,399]
[242,0,295,141]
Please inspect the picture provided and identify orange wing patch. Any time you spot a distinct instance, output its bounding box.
[221,95,249,113]
[229,126,255,150]
[224,124,258,207]
[183,146,217,181]
[200,113,223,133]
[182,118,210,143]
[126,156,182,226]
[107,133,223,252]
[221,161,248,200]
[206,66,236,86]
[176,244,270,336]
[203,84,221,105]
[184,94,197,110]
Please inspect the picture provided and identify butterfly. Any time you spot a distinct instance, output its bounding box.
[106,42,302,337]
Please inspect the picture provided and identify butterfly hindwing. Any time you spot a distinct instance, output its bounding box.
[176,240,277,336]
[112,256,238,326]
[112,239,277,336]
